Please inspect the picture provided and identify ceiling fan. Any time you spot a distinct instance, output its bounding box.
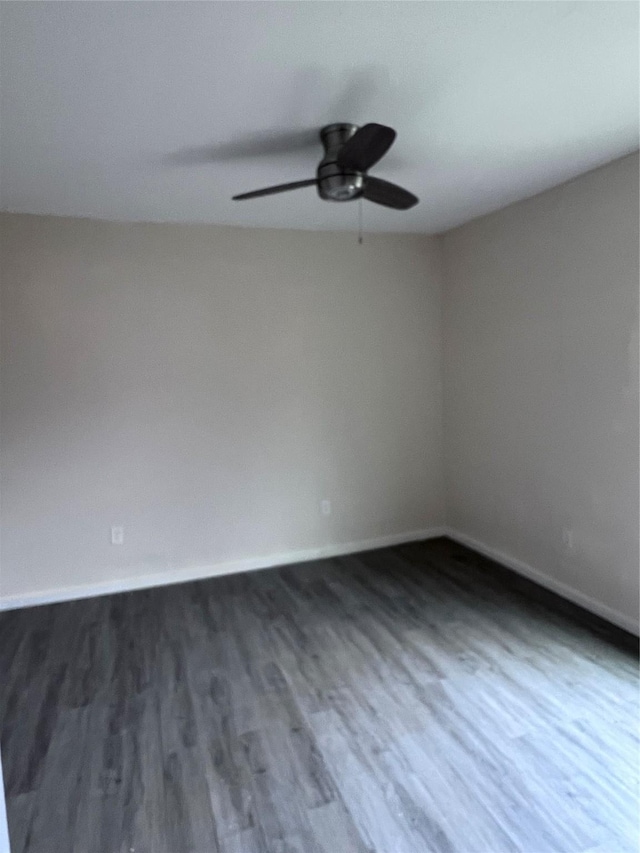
[232,123,418,210]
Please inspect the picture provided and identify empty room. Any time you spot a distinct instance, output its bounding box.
[0,2,638,852]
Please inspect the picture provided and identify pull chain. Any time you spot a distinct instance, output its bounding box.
[358,197,363,245]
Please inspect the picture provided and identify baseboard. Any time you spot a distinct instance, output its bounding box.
[0,525,448,612]
[7,524,633,635]
[445,527,639,636]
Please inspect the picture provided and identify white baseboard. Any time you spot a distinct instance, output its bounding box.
[5,525,635,636]
[0,526,448,612]
[445,527,639,636]
[0,757,9,853]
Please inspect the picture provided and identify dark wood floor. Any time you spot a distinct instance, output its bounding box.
[1,537,638,853]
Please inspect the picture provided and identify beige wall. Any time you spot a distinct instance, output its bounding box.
[2,155,637,630]
[442,153,639,630]
[0,215,445,601]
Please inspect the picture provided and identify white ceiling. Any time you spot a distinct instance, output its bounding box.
[1,2,638,234]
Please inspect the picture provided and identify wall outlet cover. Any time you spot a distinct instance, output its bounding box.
[111,526,124,545]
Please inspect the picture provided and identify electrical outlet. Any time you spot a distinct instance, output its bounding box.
[562,527,574,551]
[321,500,331,516]
[111,525,124,545]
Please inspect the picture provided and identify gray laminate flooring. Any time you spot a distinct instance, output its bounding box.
[1,537,638,853]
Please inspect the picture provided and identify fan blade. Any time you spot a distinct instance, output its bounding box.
[336,123,396,172]
[363,177,418,210]
[233,179,318,200]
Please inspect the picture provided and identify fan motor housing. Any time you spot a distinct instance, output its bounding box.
[317,123,364,202]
